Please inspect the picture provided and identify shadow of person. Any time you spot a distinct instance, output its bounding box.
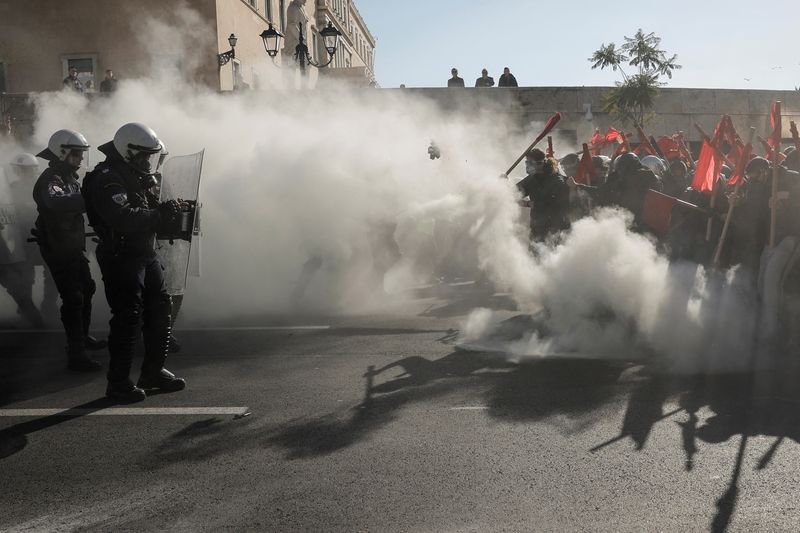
[0,398,113,459]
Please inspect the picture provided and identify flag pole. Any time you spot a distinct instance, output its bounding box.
[504,112,562,177]
[712,127,757,267]
[769,101,782,248]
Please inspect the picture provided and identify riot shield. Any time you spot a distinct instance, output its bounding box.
[156,150,204,296]
[0,171,26,265]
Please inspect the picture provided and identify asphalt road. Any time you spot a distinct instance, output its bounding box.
[2,284,800,532]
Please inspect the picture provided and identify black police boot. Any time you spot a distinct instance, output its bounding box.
[168,334,182,353]
[67,348,102,372]
[84,335,108,351]
[137,368,186,392]
[106,378,146,403]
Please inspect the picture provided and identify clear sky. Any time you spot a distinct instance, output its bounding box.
[356,0,800,90]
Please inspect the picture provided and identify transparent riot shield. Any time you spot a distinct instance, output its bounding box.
[0,171,26,265]
[156,150,204,296]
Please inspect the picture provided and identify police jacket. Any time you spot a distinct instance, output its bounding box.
[517,170,570,229]
[84,152,162,258]
[32,161,86,256]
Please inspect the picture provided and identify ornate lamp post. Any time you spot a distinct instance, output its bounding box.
[217,33,238,68]
[260,21,341,74]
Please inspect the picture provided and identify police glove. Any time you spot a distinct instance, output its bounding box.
[157,199,182,236]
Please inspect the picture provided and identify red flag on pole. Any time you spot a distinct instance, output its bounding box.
[574,143,596,185]
[633,124,657,156]
[727,142,752,187]
[691,138,723,193]
[611,132,630,160]
[768,101,782,151]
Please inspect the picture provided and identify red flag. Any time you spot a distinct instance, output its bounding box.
[633,124,657,156]
[605,127,621,144]
[656,136,682,161]
[768,101,782,152]
[642,190,677,235]
[611,132,630,160]
[691,138,723,193]
[589,128,604,155]
[728,142,752,187]
[574,143,596,185]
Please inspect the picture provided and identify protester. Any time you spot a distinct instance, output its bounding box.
[475,69,495,88]
[498,67,518,87]
[517,148,570,244]
[663,160,689,198]
[447,68,465,88]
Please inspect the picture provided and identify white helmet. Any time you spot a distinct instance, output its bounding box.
[113,122,164,175]
[640,155,667,177]
[46,129,90,162]
[9,152,39,179]
[10,153,38,168]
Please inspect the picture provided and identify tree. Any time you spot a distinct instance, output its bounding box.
[589,29,681,126]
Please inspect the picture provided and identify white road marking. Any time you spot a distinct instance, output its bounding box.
[0,407,250,417]
[449,406,490,411]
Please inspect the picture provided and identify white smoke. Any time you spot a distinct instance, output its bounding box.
[0,4,763,374]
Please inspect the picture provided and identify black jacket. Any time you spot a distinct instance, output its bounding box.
[517,170,570,235]
[84,152,162,257]
[32,161,86,256]
[498,73,518,87]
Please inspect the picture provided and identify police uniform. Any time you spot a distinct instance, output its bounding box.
[32,159,101,370]
[84,141,184,401]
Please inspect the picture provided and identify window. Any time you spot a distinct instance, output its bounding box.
[232,60,243,90]
[0,61,6,92]
[61,54,98,91]
[247,0,257,9]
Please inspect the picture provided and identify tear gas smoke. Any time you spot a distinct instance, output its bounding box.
[0,5,761,372]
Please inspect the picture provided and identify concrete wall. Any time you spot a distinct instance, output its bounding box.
[392,87,800,147]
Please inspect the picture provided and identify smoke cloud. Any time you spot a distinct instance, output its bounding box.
[0,4,764,374]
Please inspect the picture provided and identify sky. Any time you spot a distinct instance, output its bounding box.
[356,0,800,91]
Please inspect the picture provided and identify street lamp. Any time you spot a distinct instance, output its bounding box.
[217,33,238,67]
[261,21,341,73]
[259,24,284,58]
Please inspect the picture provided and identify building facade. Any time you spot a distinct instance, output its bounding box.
[0,0,376,94]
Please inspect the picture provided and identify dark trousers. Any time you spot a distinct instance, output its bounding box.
[0,262,44,327]
[39,250,96,354]
[96,249,172,383]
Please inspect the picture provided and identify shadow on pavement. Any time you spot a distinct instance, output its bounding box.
[0,397,114,460]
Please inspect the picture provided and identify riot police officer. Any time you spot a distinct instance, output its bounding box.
[84,123,185,402]
[33,130,106,371]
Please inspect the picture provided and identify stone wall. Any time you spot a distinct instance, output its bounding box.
[387,87,800,149]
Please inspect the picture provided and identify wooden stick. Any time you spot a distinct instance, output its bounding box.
[712,127,757,267]
[770,101,782,248]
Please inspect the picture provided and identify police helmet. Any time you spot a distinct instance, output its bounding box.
[9,152,39,179]
[640,155,667,177]
[745,156,770,179]
[613,152,641,174]
[113,122,164,175]
[43,129,90,163]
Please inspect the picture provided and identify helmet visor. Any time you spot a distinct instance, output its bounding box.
[129,150,164,175]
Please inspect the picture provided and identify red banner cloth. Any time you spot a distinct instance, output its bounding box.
[642,190,678,235]
[691,138,723,193]
[574,143,596,185]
